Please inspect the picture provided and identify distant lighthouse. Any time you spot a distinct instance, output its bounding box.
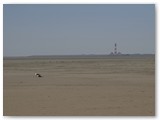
[110,43,121,55]
[114,43,117,55]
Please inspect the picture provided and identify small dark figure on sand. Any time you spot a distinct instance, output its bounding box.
[35,73,42,77]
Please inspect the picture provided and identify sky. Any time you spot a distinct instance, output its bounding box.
[3,4,155,56]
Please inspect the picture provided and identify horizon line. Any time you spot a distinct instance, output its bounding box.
[3,53,155,58]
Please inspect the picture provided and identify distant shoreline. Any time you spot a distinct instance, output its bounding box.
[3,54,155,60]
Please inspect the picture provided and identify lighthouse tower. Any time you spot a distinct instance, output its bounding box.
[114,43,117,55]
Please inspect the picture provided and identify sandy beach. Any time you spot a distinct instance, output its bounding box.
[3,55,155,116]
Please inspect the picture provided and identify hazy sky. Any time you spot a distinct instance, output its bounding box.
[4,4,155,56]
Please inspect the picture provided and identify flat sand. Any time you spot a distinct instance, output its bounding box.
[3,55,155,116]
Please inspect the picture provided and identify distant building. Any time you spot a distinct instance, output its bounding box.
[110,52,114,55]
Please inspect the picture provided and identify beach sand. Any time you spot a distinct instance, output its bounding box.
[3,55,155,116]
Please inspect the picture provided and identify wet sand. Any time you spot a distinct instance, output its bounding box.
[3,55,155,116]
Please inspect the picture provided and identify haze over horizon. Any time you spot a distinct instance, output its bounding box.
[4,4,155,56]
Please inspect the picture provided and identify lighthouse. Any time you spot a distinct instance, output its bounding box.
[114,43,117,55]
[110,43,121,55]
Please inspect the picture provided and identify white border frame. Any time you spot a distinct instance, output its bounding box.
[0,0,158,120]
